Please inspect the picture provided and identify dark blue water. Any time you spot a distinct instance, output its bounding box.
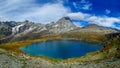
[20,40,103,59]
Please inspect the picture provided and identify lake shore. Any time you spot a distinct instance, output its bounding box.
[0,48,120,68]
[0,35,120,68]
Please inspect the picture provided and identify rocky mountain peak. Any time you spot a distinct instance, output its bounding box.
[84,24,101,28]
[48,17,77,33]
[55,17,77,28]
[56,17,72,24]
[59,16,71,21]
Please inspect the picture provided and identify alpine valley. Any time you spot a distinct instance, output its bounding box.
[0,17,120,68]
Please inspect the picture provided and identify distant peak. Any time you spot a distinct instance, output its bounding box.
[62,17,71,20]
[85,24,100,28]
[57,17,72,24]
[24,20,29,22]
[89,24,99,26]
[58,17,72,22]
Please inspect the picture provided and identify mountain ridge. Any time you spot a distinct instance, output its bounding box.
[0,17,120,43]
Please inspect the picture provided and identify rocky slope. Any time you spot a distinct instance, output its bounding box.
[48,17,77,33]
[0,17,119,43]
[0,48,120,68]
[0,17,77,37]
[0,17,120,68]
[0,18,68,43]
[72,24,119,34]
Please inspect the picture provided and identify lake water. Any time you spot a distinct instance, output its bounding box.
[20,40,103,59]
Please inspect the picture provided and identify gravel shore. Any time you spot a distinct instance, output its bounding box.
[0,49,120,68]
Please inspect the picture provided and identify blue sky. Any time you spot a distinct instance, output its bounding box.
[0,0,120,29]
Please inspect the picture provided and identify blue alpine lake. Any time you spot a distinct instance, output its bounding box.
[20,40,103,59]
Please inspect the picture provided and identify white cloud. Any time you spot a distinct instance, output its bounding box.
[16,3,70,24]
[0,0,35,13]
[0,0,70,23]
[105,9,111,14]
[67,12,120,29]
[0,0,36,21]
[73,0,92,10]
[73,22,83,27]
[72,2,77,9]
[87,16,120,27]
[81,0,92,10]
[67,12,90,20]
[82,3,92,10]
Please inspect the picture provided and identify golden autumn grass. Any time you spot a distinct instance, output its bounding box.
[61,32,105,43]
[0,32,119,63]
[0,32,105,52]
[0,33,107,63]
[0,36,61,52]
[0,36,64,63]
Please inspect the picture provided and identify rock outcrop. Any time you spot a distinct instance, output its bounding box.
[48,17,77,33]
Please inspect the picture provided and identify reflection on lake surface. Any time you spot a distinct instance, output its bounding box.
[20,40,103,59]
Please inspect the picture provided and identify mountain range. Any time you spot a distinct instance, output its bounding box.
[0,17,119,43]
[0,17,120,68]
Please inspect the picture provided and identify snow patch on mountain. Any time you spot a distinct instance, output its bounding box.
[12,24,25,35]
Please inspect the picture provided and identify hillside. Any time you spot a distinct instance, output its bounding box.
[0,17,120,68]
[0,17,119,44]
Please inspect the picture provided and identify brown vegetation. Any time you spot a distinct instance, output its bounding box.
[0,36,62,54]
[61,31,105,43]
[0,32,120,63]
